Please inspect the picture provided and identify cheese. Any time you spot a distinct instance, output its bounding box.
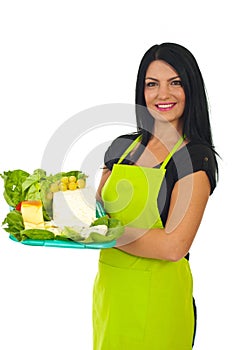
[53,187,96,228]
[21,200,45,230]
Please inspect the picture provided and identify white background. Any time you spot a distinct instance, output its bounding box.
[0,1,232,349]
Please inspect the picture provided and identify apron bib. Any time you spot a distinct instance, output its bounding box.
[93,136,195,350]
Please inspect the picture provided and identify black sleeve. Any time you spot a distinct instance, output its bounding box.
[104,133,139,170]
[172,143,217,194]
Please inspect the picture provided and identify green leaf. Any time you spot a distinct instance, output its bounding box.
[91,215,109,227]
[62,226,84,242]
[2,210,24,232]
[77,172,87,179]
[20,229,55,240]
[108,217,122,228]
[2,210,25,240]
[22,169,46,192]
[106,225,125,239]
[54,234,71,241]
[0,170,30,207]
[62,170,81,178]
[88,232,115,242]
[106,217,124,239]
[25,183,41,200]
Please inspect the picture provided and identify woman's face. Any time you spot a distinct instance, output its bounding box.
[144,60,186,129]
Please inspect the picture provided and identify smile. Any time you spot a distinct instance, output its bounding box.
[155,103,176,111]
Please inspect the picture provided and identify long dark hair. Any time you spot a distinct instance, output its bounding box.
[135,42,219,176]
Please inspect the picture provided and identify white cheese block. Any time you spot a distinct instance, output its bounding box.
[53,187,96,228]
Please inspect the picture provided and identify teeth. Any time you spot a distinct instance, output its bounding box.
[157,103,174,108]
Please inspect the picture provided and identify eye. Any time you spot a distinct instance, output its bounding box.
[145,81,158,88]
[171,80,183,86]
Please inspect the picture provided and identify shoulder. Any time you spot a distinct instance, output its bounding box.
[171,142,218,194]
[104,132,140,170]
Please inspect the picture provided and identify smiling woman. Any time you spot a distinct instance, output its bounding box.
[93,43,219,350]
[144,60,186,129]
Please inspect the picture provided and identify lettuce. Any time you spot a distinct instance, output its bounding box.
[2,210,25,241]
[0,170,30,207]
[83,215,124,243]
[61,226,84,242]
[20,229,55,241]
[90,215,109,227]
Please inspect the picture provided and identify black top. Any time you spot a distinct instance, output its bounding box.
[104,133,217,226]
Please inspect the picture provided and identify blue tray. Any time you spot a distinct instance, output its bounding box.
[9,234,116,249]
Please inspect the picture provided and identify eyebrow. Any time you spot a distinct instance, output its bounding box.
[145,75,181,82]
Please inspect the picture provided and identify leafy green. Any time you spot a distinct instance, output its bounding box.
[87,232,115,242]
[91,215,109,227]
[54,234,71,241]
[20,229,55,241]
[89,215,124,241]
[2,210,25,241]
[63,170,83,178]
[83,216,124,243]
[107,217,122,229]
[62,226,84,242]
[22,169,52,220]
[0,170,30,207]
[106,217,124,238]
[22,169,46,193]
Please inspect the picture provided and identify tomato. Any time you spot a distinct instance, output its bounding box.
[15,202,22,211]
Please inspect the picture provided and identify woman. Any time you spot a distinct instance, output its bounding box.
[93,43,218,349]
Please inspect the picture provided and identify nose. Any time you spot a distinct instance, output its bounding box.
[157,83,170,99]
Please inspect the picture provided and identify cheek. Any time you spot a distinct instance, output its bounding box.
[144,90,154,105]
[178,90,186,106]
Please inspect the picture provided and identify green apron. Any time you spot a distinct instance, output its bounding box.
[93,136,195,350]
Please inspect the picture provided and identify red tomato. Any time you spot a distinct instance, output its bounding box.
[15,202,22,211]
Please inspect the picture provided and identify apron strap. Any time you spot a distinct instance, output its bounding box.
[117,134,185,167]
[160,136,185,170]
[117,135,142,164]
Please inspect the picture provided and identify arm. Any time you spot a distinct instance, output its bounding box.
[116,171,211,261]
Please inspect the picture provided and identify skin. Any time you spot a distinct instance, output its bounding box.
[144,59,186,131]
[96,60,211,262]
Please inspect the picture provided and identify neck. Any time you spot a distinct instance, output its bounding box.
[150,120,184,148]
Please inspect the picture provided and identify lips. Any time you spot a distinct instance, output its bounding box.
[155,103,176,111]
